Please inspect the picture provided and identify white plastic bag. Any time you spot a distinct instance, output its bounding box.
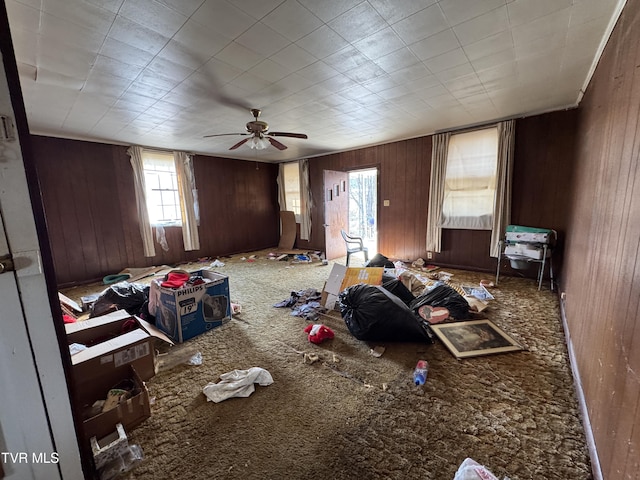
[453,458,500,480]
[203,367,273,403]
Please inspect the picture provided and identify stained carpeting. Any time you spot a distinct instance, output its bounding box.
[64,251,592,480]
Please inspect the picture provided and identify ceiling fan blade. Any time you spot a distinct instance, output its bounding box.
[214,92,251,111]
[269,132,308,139]
[203,133,247,138]
[267,137,288,150]
[229,138,251,150]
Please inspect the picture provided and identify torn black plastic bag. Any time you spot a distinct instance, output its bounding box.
[90,281,149,317]
[381,274,415,306]
[339,284,432,343]
[365,253,395,268]
[409,284,470,321]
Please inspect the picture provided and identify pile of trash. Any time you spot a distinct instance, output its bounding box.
[336,253,495,343]
[274,288,327,322]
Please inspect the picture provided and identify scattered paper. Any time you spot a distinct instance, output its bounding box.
[69,343,87,356]
[370,346,386,357]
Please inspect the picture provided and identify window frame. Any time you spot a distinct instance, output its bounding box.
[282,161,302,222]
[141,149,182,227]
[439,126,499,231]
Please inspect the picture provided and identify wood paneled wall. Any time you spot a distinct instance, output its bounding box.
[509,110,578,280]
[300,137,432,263]
[32,136,279,286]
[302,111,576,275]
[562,0,640,478]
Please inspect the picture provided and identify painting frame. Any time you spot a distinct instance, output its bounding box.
[430,319,523,359]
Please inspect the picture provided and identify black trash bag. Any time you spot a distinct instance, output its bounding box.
[339,284,432,343]
[409,284,470,321]
[381,274,415,306]
[365,253,395,268]
[90,281,150,317]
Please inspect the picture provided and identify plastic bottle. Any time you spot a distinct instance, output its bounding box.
[413,360,429,385]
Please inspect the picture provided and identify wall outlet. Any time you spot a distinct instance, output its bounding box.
[383,200,390,206]
[426,251,433,259]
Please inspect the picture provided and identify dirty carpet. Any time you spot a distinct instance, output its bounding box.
[64,252,591,480]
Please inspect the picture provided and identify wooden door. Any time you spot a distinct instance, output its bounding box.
[323,170,349,260]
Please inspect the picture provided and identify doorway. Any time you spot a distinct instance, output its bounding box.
[348,168,378,257]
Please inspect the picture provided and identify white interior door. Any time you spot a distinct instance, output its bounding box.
[0,48,83,479]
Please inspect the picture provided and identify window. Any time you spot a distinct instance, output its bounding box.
[440,127,498,230]
[283,161,301,218]
[142,150,181,226]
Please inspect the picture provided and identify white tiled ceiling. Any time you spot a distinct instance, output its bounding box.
[5,0,623,162]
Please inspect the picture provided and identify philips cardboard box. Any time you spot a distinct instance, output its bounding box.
[66,310,173,387]
[153,270,231,343]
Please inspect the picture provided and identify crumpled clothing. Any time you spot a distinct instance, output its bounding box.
[274,288,325,321]
[291,301,327,321]
[274,288,321,308]
[273,293,299,308]
[202,367,274,403]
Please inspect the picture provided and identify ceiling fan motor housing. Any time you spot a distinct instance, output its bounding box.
[246,120,269,134]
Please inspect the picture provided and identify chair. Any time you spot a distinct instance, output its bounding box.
[340,229,369,267]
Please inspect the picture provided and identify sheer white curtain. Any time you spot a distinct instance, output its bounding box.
[127,146,156,257]
[490,120,515,257]
[299,159,312,241]
[174,151,200,251]
[426,133,450,253]
[276,163,287,212]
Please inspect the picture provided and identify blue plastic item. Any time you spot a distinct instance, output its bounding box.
[413,360,429,385]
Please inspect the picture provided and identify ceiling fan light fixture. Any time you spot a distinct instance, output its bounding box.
[249,136,269,150]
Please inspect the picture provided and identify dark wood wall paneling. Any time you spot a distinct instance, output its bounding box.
[194,155,279,255]
[505,110,578,281]
[34,112,577,287]
[562,1,640,477]
[303,137,432,263]
[303,114,575,275]
[32,136,279,286]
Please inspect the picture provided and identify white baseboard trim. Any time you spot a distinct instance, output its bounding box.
[559,294,603,480]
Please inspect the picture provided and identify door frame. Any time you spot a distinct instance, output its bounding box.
[0,5,87,478]
[346,166,379,256]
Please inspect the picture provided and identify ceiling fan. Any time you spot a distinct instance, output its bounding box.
[203,108,308,151]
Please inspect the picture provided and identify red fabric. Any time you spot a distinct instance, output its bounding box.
[304,324,334,344]
[63,314,76,324]
[161,272,190,289]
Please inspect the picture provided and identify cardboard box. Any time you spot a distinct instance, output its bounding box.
[66,310,173,388]
[81,366,150,442]
[321,264,384,310]
[153,270,231,343]
[91,423,128,470]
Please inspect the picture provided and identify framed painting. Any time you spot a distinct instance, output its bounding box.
[430,319,523,359]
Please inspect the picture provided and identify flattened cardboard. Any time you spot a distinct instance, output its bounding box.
[321,264,384,309]
[278,210,297,250]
